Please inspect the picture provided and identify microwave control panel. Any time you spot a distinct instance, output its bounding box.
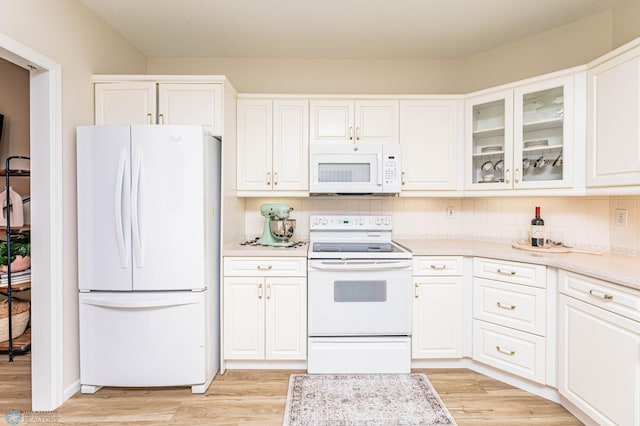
[382,145,401,192]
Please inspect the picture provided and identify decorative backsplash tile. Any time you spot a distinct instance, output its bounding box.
[244,195,640,256]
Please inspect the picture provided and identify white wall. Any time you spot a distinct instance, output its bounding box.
[244,196,640,256]
[147,10,616,94]
[0,0,146,390]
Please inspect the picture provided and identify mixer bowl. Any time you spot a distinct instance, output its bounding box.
[270,219,296,241]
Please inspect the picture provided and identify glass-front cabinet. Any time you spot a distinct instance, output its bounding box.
[465,74,578,191]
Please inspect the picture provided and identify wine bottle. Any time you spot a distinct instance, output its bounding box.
[531,206,544,247]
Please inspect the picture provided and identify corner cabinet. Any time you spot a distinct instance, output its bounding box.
[558,270,640,426]
[399,100,463,192]
[236,99,309,195]
[586,40,640,191]
[309,100,399,144]
[465,71,585,193]
[94,78,223,135]
[222,257,307,361]
[412,256,463,359]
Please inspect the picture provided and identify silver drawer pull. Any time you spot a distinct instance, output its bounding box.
[589,289,613,301]
[430,264,447,270]
[257,265,273,271]
[496,346,516,356]
[497,268,516,276]
[496,302,516,310]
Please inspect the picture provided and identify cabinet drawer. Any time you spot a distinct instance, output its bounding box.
[413,256,463,276]
[559,270,640,322]
[473,278,546,336]
[223,257,307,277]
[473,258,546,288]
[473,319,546,385]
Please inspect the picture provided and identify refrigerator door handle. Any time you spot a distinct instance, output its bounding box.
[81,295,201,309]
[114,148,129,268]
[132,147,144,268]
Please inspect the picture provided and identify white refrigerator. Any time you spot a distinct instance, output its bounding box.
[76,125,220,394]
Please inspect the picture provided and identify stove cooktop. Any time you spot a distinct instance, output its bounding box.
[308,241,412,259]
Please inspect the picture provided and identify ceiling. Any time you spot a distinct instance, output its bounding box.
[81,0,623,59]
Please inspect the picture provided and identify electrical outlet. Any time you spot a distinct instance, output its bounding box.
[615,209,628,227]
[446,206,456,220]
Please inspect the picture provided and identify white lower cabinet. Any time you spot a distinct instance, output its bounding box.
[473,319,546,384]
[472,258,548,384]
[223,257,307,361]
[558,271,640,426]
[412,256,463,359]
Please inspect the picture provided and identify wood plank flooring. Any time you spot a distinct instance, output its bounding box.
[0,359,582,425]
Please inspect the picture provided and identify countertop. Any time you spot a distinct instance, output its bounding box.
[223,241,309,257]
[397,239,640,292]
[223,238,640,291]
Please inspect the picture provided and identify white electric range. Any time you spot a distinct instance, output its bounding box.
[306,215,413,374]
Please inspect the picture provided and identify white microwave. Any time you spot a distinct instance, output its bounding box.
[309,143,401,195]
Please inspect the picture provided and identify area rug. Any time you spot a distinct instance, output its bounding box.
[283,373,457,426]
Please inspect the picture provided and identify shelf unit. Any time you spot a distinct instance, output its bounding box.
[0,155,31,362]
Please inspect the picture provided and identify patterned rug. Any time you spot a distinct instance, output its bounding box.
[283,373,457,426]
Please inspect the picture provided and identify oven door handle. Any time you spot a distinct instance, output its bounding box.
[309,260,413,271]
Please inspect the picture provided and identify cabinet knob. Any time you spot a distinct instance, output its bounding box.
[258,283,263,299]
[504,169,511,185]
[349,126,354,141]
[515,168,521,184]
[266,172,271,186]
[414,283,419,299]
[146,113,153,124]
[158,113,165,124]
[356,126,361,141]
[273,172,278,186]
[401,171,406,185]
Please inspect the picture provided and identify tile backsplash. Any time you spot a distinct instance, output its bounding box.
[244,196,640,256]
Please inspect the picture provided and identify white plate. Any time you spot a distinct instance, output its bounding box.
[481,145,502,153]
[523,139,549,149]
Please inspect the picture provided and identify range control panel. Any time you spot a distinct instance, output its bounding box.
[310,215,392,231]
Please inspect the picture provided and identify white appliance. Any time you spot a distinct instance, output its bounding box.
[307,215,413,374]
[309,143,401,195]
[76,125,220,394]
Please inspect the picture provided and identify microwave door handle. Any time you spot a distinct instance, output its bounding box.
[377,153,383,186]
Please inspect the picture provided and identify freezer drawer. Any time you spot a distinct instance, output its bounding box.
[79,291,205,390]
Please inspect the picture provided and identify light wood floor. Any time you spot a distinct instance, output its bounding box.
[1,357,582,425]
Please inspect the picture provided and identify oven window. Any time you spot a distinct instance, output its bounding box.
[334,280,387,302]
[318,163,370,183]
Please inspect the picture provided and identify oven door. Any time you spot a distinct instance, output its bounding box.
[307,259,413,336]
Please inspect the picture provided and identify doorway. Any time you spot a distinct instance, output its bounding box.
[0,32,63,412]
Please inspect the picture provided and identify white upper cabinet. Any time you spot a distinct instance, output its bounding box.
[399,100,462,191]
[310,100,399,144]
[157,83,222,133]
[95,82,157,125]
[465,72,585,193]
[95,81,223,134]
[587,41,640,190]
[237,99,309,194]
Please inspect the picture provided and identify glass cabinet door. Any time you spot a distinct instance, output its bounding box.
[514,76,574,189]
[467,91,513,189]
